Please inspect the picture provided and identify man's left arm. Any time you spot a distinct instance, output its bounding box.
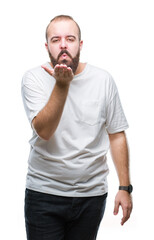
[109,131,133,226]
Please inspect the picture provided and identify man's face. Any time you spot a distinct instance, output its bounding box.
[45,20,83,74]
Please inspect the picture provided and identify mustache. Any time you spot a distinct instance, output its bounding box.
[57,50,73,60]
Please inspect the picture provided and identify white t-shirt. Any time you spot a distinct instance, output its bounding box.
[21,62,129,197]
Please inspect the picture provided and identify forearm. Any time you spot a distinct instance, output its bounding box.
[109,131,130,186]
[32,83,69,140]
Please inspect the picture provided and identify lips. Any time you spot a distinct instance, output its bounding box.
[58,50,72,60]
[61,53,68,58]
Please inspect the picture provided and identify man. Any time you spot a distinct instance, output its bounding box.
[22,15,133,240]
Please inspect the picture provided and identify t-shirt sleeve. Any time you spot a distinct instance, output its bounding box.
[105,76,129,134]
[21,71,47,125]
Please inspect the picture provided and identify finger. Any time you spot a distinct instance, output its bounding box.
[121,203,133,226]
[41,65,54,76]
[58,65,66,76]
[114,201,120,215]
[67,67,74,78]
[54,64,60,73]
[59,64,64,70]
[60,64,67,68]
[121,208,129,226]
[63,66,69,77]
[58,65,71,77]
[67,67,72,72]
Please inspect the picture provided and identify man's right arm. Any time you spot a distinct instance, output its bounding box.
[32,64,73,141]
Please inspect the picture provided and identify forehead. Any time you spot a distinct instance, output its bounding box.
[47,20,79,39]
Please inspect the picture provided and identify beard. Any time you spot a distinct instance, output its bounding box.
[48,48,80,74]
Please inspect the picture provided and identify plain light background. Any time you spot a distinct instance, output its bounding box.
[0,0,154,239]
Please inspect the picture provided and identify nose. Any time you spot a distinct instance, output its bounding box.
[60,38,67,49]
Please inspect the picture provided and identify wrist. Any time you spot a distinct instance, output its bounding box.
[55,81,70,90]
[119,184,133,194]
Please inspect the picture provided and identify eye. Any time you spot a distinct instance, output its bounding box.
[51,38,60,43]
[67,37,75,42]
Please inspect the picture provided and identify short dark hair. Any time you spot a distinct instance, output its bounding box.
[45,15,81,42]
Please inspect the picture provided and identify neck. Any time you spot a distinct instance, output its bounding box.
[75,62,86,75]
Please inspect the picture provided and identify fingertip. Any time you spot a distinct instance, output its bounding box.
[63,66,68,72]
[121,221,124,226]
[55,66,59,72]
[67,67,73,74]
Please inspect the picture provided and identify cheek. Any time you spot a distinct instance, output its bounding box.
[70,45,80,57]
[48,45,59,58]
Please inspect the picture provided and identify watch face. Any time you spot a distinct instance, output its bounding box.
[129,184,133,193]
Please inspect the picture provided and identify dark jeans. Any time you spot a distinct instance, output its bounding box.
[25,189,107,240]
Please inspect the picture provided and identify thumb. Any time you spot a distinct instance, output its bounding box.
[114,200,120,215]
[41,65,54,76]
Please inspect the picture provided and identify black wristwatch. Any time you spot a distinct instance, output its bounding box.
[119,184,133,194]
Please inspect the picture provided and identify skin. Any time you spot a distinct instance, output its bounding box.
[45,19,84,75]
[109,132,133,225]
[33,19,133,226]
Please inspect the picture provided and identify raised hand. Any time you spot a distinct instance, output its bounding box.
[42,64,74,87]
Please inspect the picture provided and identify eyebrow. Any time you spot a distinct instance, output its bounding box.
[50,35,76,41]
[66,35,76,39]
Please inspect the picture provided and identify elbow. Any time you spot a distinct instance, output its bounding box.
[39,133,51,141]
[34,129,52,141]
[32,119,52,141]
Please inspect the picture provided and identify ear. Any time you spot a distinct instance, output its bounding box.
[45,42,49,52]
[79,40,83,51]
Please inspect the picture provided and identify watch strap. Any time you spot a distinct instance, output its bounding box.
[119,184,133,193]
